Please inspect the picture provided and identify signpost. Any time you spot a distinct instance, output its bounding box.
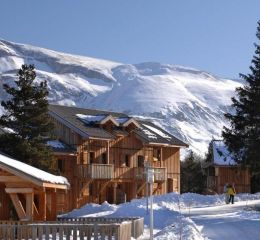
[144,161,155,240]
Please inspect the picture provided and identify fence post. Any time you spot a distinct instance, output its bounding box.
[32,226,37,240]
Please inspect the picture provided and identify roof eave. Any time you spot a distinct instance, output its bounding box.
[48,111,90,139]
[147,142,188,148]
[0,161,69,189]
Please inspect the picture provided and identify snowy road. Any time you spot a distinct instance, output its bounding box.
[183,200,260,240]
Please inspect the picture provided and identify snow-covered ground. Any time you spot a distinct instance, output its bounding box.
[61,192,260,240]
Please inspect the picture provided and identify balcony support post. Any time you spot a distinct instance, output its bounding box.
[160,147,163,167]
[112,183,117,204]
[106,141,110,164]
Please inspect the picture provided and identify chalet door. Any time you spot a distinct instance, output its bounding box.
[101,153,107,164]
[167,178,173,193]
[106,187,114,204]
[137,155,144,167]
[89,152,94,164]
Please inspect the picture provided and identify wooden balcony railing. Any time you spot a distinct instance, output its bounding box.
[114,167,167,182]
[77,164,114,180]
[133,167,167,182]
[76,164,166,182]
[153,167,167,182]
[114,167,134,179]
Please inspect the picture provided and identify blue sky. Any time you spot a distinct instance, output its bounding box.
[1,1,260,78]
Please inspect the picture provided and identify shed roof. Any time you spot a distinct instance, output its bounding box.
[0,152,69,189]
[212,140,237,166]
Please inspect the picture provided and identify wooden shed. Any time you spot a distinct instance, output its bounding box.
[203,140,251,194]
[0,152,69,221]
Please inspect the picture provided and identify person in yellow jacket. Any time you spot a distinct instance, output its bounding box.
[227,183,236,204]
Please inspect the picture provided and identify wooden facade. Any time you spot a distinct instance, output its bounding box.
[48,105,187,211]
[205,166,251,194]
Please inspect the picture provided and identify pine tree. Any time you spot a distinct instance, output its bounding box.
[180,150,206,193]
[205,138,214,163]
[222,21,260,192]
[0,64,54,171]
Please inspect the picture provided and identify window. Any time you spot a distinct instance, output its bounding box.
[89,152,95,164]
[125,155,130,167]
[89,183,93,196]
[57,159,65,172]
[138,155,144,167]
[102,153,107,164]
[153,149,161,161]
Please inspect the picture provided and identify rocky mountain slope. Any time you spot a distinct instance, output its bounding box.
[0,39,241,154]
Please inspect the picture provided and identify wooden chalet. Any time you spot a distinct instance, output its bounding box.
[203,140,251,194]
[0,152,69,221]
[48,104,188,211]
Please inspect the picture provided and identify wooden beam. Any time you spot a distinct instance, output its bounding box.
[99,181,111,195]
[39,192,47,221]
[9,193,26,220]
[153,183,162,195]
[5,182,40,189]
[0,176,26,182]
[42,182,68,190]
[33,202,39,217]
[107,141,110,164]
[80,179,93,196]
[5,188,34,194]
[26,193,34,221]
[160,147,163,167]
[113,183,117,204]
[51,191,57,220]
[136,182,146,195]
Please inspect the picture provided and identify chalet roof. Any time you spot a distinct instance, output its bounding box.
[49,105,124,140]
[48,104,188,147]
[0,152,69,189]
[212,140,237,166]
[135,120,188,147]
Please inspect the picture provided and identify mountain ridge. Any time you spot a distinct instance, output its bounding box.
[0,39,241,154]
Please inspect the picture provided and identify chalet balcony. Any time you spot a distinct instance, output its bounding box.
[114,167,135,180]
[76,164,114,180]
[113,167,167,182]
[153,167,167,182]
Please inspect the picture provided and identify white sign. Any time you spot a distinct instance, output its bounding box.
[147,168,154,183]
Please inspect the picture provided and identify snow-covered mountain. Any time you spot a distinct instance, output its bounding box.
[0,39,241,154]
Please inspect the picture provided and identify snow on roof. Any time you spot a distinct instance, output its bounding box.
[2,127,15,134]
[47,140,66,149]
[141,128,157,139]
[115,117,130,124]
[143,124,172,140]
[0,152,69,186]
[76,114,107,123]
[212,141,237,166]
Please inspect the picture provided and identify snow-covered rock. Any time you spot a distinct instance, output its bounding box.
[0,39,242,155]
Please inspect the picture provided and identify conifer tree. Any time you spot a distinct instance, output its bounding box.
[181,150,205,193]
[222,21,260,192]
[0,64,54,171]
